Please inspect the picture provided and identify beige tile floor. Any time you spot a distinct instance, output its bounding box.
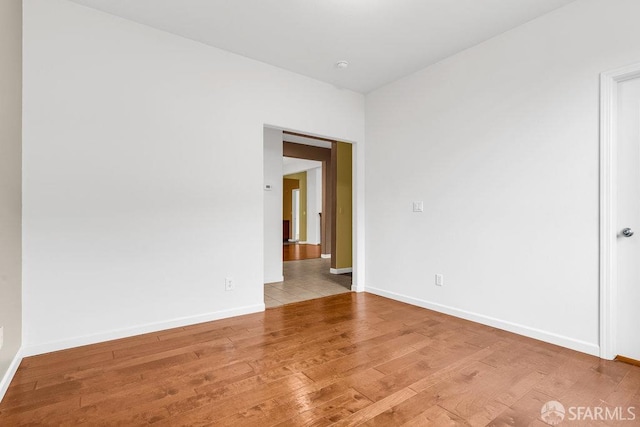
[264,258,352,308]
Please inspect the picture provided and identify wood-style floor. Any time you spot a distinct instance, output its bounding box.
[283,243,321,261]
[1,293,639,426]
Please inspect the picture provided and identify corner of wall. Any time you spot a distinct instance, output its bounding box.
[0,0,23,404]
[0,347,23,403]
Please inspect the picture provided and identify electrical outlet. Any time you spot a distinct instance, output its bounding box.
[0,326,4,351]
[225,277,235,291]
[435,274,443,286]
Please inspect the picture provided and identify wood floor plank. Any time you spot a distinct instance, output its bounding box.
[283,243,321,261]
[2,293,639,426]
[359,388,440,426]
[487,389,555,427]
[330,388,417,426]
[400,405,469,426]
[159,372,315,425]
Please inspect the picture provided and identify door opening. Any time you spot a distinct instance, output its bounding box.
[292,188,300,242]
[263,127,356,308]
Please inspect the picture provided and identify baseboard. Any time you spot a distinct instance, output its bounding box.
[321,254,331,259]
[330,267,352,275]
[0,347,23,403]
[365,286,599,357]
[351,284,365,292]
[264,275,284,284]
[22,304,265,357]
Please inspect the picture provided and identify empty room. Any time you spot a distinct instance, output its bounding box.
[1,0,640,425]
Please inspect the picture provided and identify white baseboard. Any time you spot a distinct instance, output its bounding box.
[0,347,23,403]
[264,275,284,284]
[330,267,352,275]
[351,284,365,292]
[365,286,599,357]
[321,254,331,259]
[22,304,265,357]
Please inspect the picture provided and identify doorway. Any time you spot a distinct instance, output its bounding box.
[283,163,321,261]
[292,188,300,241]
[263,127,355,308]
[599,62,640,361]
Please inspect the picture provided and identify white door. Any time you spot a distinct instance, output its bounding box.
[616,76,640,361]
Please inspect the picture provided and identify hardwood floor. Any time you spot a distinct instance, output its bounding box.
[283,243,321,261]
[1,293,639,426]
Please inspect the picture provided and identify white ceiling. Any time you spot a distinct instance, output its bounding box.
[69,0,576,93]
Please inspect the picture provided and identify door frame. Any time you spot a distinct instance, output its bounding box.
[291,188,300,241]
[263,124,364,292]
[599,61,640,360]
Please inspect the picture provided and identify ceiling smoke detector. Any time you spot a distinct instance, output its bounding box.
[336,60,349,69]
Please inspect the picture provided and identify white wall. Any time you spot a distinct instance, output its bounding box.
[23,0,364,354]
[305,167,322,245]
[365,0,640,356]
[264,128,284,283]
[0,0,23,400]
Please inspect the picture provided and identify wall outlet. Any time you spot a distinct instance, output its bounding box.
[412,201,424,212]
[225,277,235,291]
[0,326,3,351]
[435,274,443,286]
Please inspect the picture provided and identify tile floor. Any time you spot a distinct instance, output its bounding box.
[264,258,352,308]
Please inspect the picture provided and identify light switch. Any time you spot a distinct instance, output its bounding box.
[412,201,424,212]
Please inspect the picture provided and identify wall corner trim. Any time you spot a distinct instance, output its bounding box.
[0,347,24,403]
[22,304,265,357]
[365,286,599,357]
[330,267,353,275]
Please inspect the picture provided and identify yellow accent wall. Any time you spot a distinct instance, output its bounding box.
[283,172,307,242]
[335,142,352,269]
